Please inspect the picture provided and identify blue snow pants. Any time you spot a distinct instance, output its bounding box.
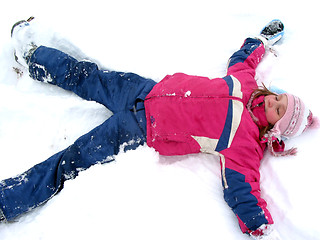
[0,46,157,221]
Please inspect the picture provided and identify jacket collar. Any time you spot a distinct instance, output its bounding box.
[250,95,269,129]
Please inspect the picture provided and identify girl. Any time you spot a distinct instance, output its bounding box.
[1,18,317,239]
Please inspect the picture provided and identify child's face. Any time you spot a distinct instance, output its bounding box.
[264,94,288,125]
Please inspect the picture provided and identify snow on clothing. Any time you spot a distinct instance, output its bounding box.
[145,38,272,235]
[0,38,271,236]
[0,46,157,221]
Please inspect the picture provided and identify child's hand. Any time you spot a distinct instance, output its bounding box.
[250,228,282,240]
[259,20,284,46]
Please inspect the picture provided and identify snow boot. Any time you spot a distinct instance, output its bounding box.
[260,19,284,46]
[11,16,38,68]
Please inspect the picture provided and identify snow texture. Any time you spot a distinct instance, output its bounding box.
[0,0,320,239]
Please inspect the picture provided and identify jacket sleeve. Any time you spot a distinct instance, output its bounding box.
[221,156,274,236]
[226,38,265,87]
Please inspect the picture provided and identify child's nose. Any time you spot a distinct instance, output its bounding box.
[268,98,275,108]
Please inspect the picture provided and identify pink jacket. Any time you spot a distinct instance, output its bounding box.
[145,38,273,236]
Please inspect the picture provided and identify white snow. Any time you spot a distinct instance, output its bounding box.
[185,91,191,97]
[0,0,320,239]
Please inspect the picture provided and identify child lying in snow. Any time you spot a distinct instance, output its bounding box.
[0,18,317,239]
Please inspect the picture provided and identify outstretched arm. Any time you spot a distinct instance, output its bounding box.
[226,38,265,82]
[221,156,274,238]
[226,20,284,88]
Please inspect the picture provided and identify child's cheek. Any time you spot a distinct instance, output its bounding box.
[266,111,277,125]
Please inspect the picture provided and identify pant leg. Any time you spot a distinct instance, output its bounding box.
[0,45,156,221]
[0,109,146,221]
[28,46,156,112]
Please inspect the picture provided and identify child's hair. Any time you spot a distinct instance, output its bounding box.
[252,84,277,138]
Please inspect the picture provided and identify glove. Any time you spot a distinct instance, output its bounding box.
[255,19,284,57]
[259,19,284,46]
[249,225,282,240]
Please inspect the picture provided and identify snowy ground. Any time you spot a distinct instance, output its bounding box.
[0,0,320,239]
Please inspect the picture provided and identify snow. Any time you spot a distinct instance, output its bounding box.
[185,91,191,97]
[0,0,320,239]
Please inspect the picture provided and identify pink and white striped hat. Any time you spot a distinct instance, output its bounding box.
[274,93,312,138]
[267,93,317,156]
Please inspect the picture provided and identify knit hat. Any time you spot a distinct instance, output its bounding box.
[247,90,318,157]
[266,93,318,156]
